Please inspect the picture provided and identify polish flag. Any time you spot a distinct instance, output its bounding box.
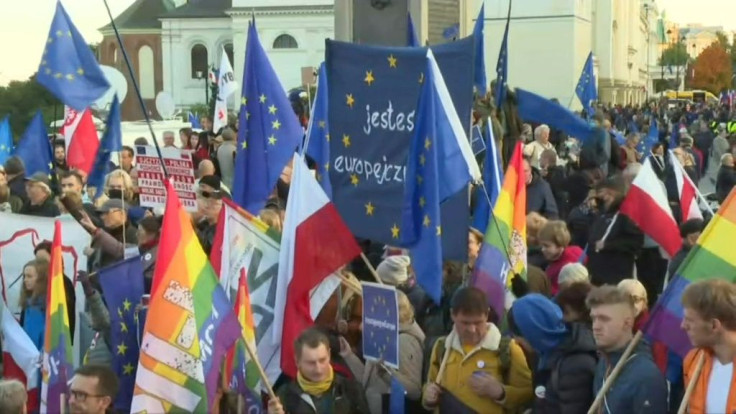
[272,154,361,378]
[2,308,40,412]
[62,107,100,174]
[669,150,703,221]
[619,158,682,257]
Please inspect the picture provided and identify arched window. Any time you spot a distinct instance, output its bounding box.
[224,43,234,66]
[108,43,118,64]
[273,34,298,49]
[190,44,208,79]
[138,45,155,99]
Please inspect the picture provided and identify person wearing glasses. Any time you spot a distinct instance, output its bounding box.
[195,175,225,256]
[68,365,118,414]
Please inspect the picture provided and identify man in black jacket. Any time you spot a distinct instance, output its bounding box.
[586,176,643,286]
[20,172,60,217]
[523,157,559,219]
[508,294,597,414]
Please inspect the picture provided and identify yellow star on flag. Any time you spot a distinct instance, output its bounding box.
[419,154,426,166]
[318,120,326,128]
[117,343,128,355]
[259,94,267,103]
[436,226,442,236]
[241,141,247,149]
[424,137,432,149]
[241,97,246,105]
[272,119,281,130]
[56,30,63,37]
[417,174,423,184]
[419,196,426,208]
[423,214,431,227]
[123,363,135,375]
[324,162,330,171]
[325,134,330,142]
[117,307,123,318]
[268,135,277,145]
[364,70,375,86]
[342,134,351,148]
[77,68,84,76]
[123,299,132,311]
[391,224,400,239]
[388,54,398,68]
[365,202,375,216]
[268,104,277,114]
[120,322,128,333]
[419,72,425,84]
[346,94,355,108]
[350,174,360,186]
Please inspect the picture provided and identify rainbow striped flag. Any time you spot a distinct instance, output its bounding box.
[132,180,241,412]
[471,141,527,318]
[41,220,73,414]
[645,188,736,357]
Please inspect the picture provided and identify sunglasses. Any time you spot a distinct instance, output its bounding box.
[198,190,222,199]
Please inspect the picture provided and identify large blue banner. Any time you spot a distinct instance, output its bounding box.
[326,38,474,260]
[362,282,399,369]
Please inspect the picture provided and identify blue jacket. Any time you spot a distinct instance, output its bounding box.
[593,340,668,414]
[21,298,46,351]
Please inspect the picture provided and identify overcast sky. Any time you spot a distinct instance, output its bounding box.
[0,0,734,85]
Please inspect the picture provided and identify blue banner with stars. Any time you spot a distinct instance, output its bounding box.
[97,256,145,413]
[361,282,399,369]
[326,38,474,259]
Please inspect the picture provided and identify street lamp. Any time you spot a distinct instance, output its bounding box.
[196,70,208,107]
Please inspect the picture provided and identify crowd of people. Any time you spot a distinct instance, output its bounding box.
[0,95,735,414]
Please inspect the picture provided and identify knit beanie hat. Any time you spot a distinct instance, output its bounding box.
[509,294,567,356]
[376,255,411,286]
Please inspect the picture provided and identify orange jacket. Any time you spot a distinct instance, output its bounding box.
[683,348,736,414]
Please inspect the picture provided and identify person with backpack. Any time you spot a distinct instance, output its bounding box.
[422,287,533,413]
[508,294,598,414]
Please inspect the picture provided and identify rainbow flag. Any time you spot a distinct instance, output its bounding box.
[132,180,241,412]
[470,141,527,318]
[645,188,736,357]
[41,220,73,414]
[224,271,258,391]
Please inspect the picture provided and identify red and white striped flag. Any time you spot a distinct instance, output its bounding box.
[62,106,100,174]
[2,308,40,411]
[669,150,703,221]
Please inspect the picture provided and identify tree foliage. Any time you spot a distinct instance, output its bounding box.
[690,43,732,93]
[659,43,690,67]
[0,75,61,139]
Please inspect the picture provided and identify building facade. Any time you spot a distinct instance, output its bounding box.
[477,0,660,108]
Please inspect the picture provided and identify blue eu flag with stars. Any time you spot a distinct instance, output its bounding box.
[473,5,487,95]
[0,116,12,166]
[14,111,51,177]
[326,38,474,260]
[575,52,597,116]
[400,51,474,303]
[494,1,511,108]
[233,20,302,213]
[362,283,399,368]
[36,1,109,111]
[305,63,332,198]
[516,88,597,144]
[88,96,122,198]
[97,257,145,413]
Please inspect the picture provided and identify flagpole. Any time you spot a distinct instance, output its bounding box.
[478,181,516,273]
[101,0,169,179]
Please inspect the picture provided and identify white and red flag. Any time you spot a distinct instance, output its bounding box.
[62,106,99,174]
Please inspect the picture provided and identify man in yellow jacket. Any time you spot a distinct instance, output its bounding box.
[681,279,736,413]
[422,287,533,413]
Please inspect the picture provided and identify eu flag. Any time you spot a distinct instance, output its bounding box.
[36,1,109,111]
[189,112,202,129]
[14,111,52,177]
[473,5,487,95]
[407,13,420,47]
[638,119,659,156]
[305,63,332,198]
[472,118,504,233]
[0,116,12,165]
[88,96,122,198]
[400,50,477,303]
[97,257,145,413]
[575,52,597,116]
[516,88,596,144]
[494,1,512,108]
[326,38,474,260]
[233,20,302,213]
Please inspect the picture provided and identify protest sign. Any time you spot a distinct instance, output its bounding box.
[471,124,486,156]
[362,282,399,369]
[215,202,340,388]
[0,213,91,366]
[135,146,196,211]
[326,38,474,260]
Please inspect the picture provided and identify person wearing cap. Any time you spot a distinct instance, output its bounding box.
[195,176,224,256]
[3,156,28,204]
[508,294,597,414]
[20,172,60,217]
[376,255,430,321]
[78,199,138,271]
[585,175,643,286]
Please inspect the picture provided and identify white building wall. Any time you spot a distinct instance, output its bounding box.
[481,0,592,109]
[161,17,232,109]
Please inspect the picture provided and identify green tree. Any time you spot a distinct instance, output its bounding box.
[716,31,730,49]
[659,43,689,66]
[0,75,61,139]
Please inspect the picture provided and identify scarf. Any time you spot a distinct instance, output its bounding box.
[297,365,334,396]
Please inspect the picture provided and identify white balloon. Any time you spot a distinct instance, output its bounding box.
[92,66,128,110]
[155,92,176,119]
